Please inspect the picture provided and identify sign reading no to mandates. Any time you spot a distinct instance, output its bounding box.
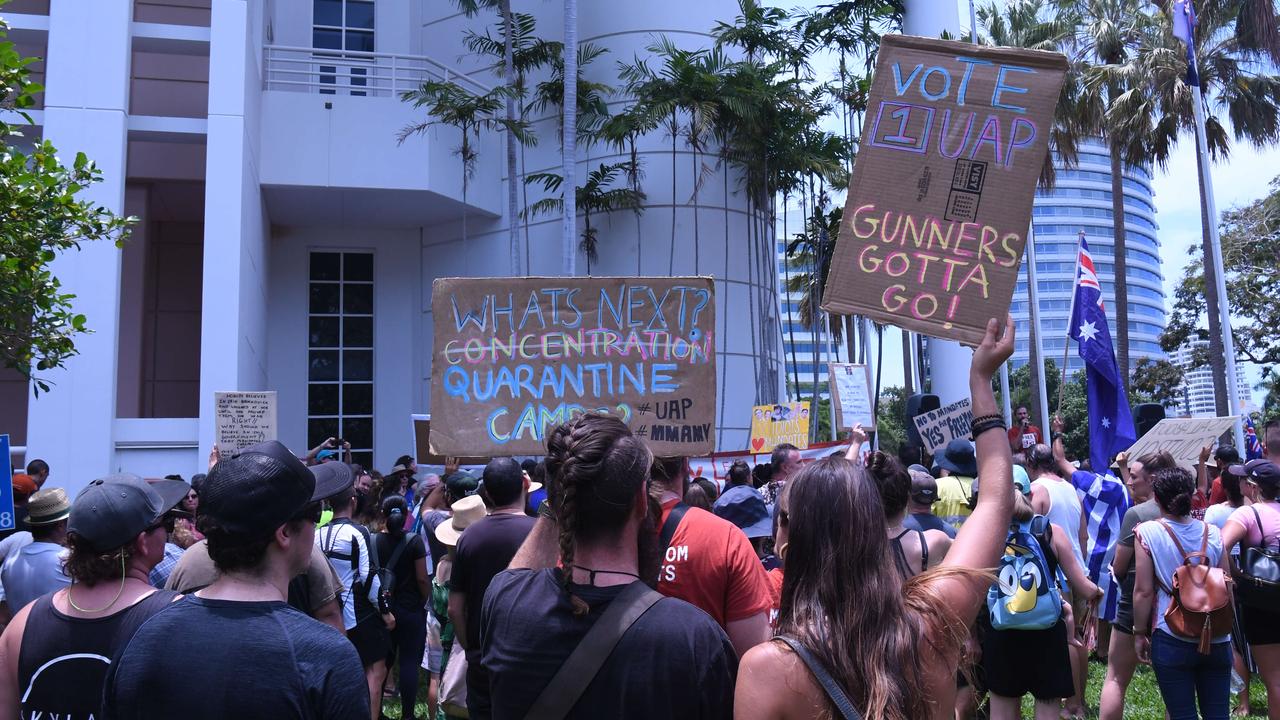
[429,277,717,457]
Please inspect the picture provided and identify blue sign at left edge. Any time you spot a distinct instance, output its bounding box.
[0,435,14,532]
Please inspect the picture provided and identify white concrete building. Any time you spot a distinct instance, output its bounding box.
[1170,338,1250,417]
[2,0,784,492]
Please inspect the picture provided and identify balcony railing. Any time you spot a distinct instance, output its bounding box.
[263,45,492,98]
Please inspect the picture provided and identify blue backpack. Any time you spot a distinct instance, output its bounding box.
[987,515,1062,631]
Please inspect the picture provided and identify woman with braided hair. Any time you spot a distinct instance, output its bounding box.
[479,414,737,719]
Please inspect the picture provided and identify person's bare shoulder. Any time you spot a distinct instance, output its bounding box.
[735,640,826,720]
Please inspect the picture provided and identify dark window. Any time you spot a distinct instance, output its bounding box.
[307,251,375,461]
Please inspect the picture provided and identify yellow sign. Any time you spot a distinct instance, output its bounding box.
[749,402,811,452]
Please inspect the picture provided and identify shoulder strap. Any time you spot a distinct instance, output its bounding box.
[660,503,690,555]
[1158,520,1202,565]
[773,636,863,720]
[523,581,663,720]
[386,534,411,574]
[917,529,928,568]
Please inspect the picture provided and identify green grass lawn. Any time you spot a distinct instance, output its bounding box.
[1018,657,1272,719]
[379,657,1273,719]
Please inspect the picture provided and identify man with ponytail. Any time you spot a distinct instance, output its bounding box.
[481,414,736,719]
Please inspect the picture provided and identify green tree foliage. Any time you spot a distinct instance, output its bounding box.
[874,385,908,457]
[0,13,133,393]
[1129,358,1185,409]
[1162,176,1280,367]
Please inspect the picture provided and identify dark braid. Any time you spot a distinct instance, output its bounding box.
[544,413,651,615]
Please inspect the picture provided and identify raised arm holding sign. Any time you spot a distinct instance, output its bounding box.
[821,36,1068,345]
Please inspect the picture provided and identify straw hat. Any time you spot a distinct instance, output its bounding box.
[27,487,72,526]
[434,495,487,546]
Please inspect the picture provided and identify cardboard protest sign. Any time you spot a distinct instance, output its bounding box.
[912,397,973,455]
[411,414,488,467]
[749,402,811,452]
[1123,417,1239,469]
[214,391,278,454]
[0,435,13,532]
[429,277,717,456]
[821,35,1069,345]
[829,363,875,431]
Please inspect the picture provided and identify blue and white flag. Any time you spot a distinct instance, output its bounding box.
[1069,235,1137,473]
[1169,0,1199,85]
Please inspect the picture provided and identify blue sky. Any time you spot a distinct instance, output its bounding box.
[780,0,1271,404]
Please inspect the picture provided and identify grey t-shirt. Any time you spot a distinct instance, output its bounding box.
[104,596,367,720]
[1119,499,1161,549]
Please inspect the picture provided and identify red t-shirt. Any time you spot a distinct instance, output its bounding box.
[765,568,784,630]
[1007,425,1043,451]
[657,499,772,628]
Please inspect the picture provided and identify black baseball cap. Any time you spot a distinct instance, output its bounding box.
[445,471,480,498]
[1229,459,1280,488]
[147,478,192,516]
[200,441,348,539]
[68,473,167,553]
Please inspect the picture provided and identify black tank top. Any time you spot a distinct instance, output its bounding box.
[890,528,929,579]
[18,588,177,718]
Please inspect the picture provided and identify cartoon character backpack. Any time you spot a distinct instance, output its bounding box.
[987,515,1062,630]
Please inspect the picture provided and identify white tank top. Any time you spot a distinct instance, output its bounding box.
[1033,477,1085,565]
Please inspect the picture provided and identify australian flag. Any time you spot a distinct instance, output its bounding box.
[1070,234,1137,472]
[1168,0,1199,85]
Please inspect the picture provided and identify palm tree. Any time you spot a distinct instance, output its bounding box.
[977,0,1087,420]
[524,161,647,274]
[530,42,613,146]
[600,104,660,274]
[1112,0,1280,414]
[399,81,525,258]
[464,11,559,271]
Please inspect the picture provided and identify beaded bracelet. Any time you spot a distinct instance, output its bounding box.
[970,416,1007,439]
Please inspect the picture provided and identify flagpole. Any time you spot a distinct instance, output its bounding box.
[1058,230,1085,416]
[1187,41,1246,450]
[1025,222,1052,432]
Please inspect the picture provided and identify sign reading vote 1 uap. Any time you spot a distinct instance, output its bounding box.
[822,35,1068,346]
[429,277,717,457]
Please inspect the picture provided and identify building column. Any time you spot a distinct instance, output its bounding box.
[25,0,132,486]
[197,0,269,462]
[903,0,975,407]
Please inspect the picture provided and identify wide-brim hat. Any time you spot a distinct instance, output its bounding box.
[712,485,773,539]
[434,495,487,546]
[312,460,354,501]
[27,487,72,526]
[934,438,977,477]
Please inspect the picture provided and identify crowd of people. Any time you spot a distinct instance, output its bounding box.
[1,316,1278,719]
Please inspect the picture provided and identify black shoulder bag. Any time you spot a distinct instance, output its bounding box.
[1233,505,1280,609]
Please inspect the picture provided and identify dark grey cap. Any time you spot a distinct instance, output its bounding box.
[69,473,166,553]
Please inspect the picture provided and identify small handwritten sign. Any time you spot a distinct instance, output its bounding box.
[214,391,278,455]
[429,277,717,456]
[821,35,1068,345]
[1123,416,1239,469]
[829,363,875,431]
[912,397,973,455]
[749,402,812,452]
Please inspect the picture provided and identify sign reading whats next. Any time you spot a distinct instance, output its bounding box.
[429,277,717,456]
[822,35,1068,345]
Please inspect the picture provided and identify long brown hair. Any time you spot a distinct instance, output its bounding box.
[544,414,654,614]
[777,457,974,720]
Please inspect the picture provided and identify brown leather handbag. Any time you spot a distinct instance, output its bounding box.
[1158,520,1234,654]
